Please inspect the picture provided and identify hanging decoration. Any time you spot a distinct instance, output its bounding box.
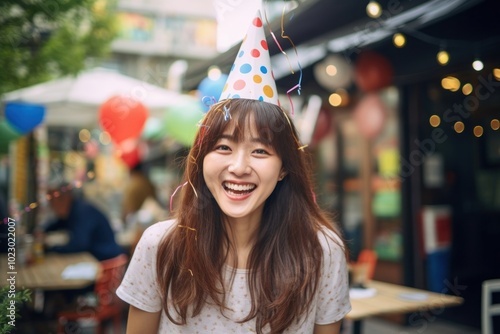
[354,51,394,92]
[314,54,353,91]
[353,93,388,139]
[4,102,46,134]
[263,6,304,116]
[98,95,149,144]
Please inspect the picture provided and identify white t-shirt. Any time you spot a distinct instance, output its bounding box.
[117,220,351,333]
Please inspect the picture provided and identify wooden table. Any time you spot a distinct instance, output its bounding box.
[346,280,464,333]
[1,252,100,290]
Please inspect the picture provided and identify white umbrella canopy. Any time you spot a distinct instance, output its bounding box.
[2,67,189,127]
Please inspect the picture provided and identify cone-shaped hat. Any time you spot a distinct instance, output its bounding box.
[219,10,279,105]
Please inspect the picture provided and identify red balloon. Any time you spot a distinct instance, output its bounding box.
[99,95,149,144]
[353,93,387,139]
[120,148,140,169]
[354,51,393,92]
[116,139,142,169]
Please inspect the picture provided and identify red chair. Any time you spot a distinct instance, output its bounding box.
[356,249,378,281]
[57,254,128,334]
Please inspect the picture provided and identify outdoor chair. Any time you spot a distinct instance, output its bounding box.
[356,249,378,281]
[57,253,128,334]
[482,278,500,334]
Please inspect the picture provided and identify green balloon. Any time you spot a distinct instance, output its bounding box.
[163,98,204,147]
[0,120,22,154]
[141,117,163,140]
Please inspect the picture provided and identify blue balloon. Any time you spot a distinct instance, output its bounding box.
[197,74,228,112]
[5,102,45,134]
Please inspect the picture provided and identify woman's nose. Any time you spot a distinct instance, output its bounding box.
[227,152,251,175]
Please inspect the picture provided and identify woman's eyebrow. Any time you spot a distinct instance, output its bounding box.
[218,133,270,146]
[218,134,236,141]
[250,137,269,145]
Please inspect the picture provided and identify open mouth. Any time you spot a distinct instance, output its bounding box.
[223,182,256,196]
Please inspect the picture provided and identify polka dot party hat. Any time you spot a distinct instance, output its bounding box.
[219,10,279,106]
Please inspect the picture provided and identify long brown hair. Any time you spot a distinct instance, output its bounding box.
[156,99,345,333]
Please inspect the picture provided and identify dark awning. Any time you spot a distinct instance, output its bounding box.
[183,0,500,93]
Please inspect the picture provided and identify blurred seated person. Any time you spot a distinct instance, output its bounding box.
[43,181,125,261]
[121,161,158,225]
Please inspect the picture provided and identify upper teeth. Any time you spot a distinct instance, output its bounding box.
[224,182,255,191]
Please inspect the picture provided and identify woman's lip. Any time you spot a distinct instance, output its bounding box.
[224,189,253,201]
[222,181,256,201]
[222,180,256,185]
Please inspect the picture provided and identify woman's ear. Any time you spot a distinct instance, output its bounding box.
[278,170,287,181]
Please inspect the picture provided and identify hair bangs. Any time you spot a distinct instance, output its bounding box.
[201,99,290,154]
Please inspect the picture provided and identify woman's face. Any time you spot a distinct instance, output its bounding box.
[203,116,285,224]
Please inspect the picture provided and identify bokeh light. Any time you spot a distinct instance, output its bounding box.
[79,129,91,143]
[326,65,338,76]
[441,76,460,92]
[393,33,406,48]
[491,119,499,130]
[329,93,342,107]
[99,131,111,145]
[366,1,382,18]
[437,51,449,65]
[454,121,465,133]
[473,125,483,137]
[207,66,221,80]
[429,115,441,127]
[472,60,484,71]
[493,68,500,81]
[462,83,473,95]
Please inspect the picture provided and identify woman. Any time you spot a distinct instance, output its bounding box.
[117,98,351,333]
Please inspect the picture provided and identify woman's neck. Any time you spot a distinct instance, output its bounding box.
[224,216,260,269]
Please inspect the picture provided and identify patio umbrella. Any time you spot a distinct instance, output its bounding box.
[1,67,189,127]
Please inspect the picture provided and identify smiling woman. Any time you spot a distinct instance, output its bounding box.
[116,11,351,334]
[117,98,351,334]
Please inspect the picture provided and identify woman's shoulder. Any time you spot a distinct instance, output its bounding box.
[316,224,346,255]
[315,224,348,275]
[140,219,177,244]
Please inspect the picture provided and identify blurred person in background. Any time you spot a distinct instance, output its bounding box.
[43,181,125,261]
[121,161,164,254]
[121,161,158,224]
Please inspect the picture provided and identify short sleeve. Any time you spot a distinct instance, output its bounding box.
[116,220,175,313]
[314,229,352,325]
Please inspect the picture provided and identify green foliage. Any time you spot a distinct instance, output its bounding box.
[0,0,118,95]
[0,286,32,334]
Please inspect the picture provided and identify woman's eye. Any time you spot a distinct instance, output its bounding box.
[254,148,269,155]
[215,145,231,151]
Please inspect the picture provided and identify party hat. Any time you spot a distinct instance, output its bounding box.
[219,10,279,105]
